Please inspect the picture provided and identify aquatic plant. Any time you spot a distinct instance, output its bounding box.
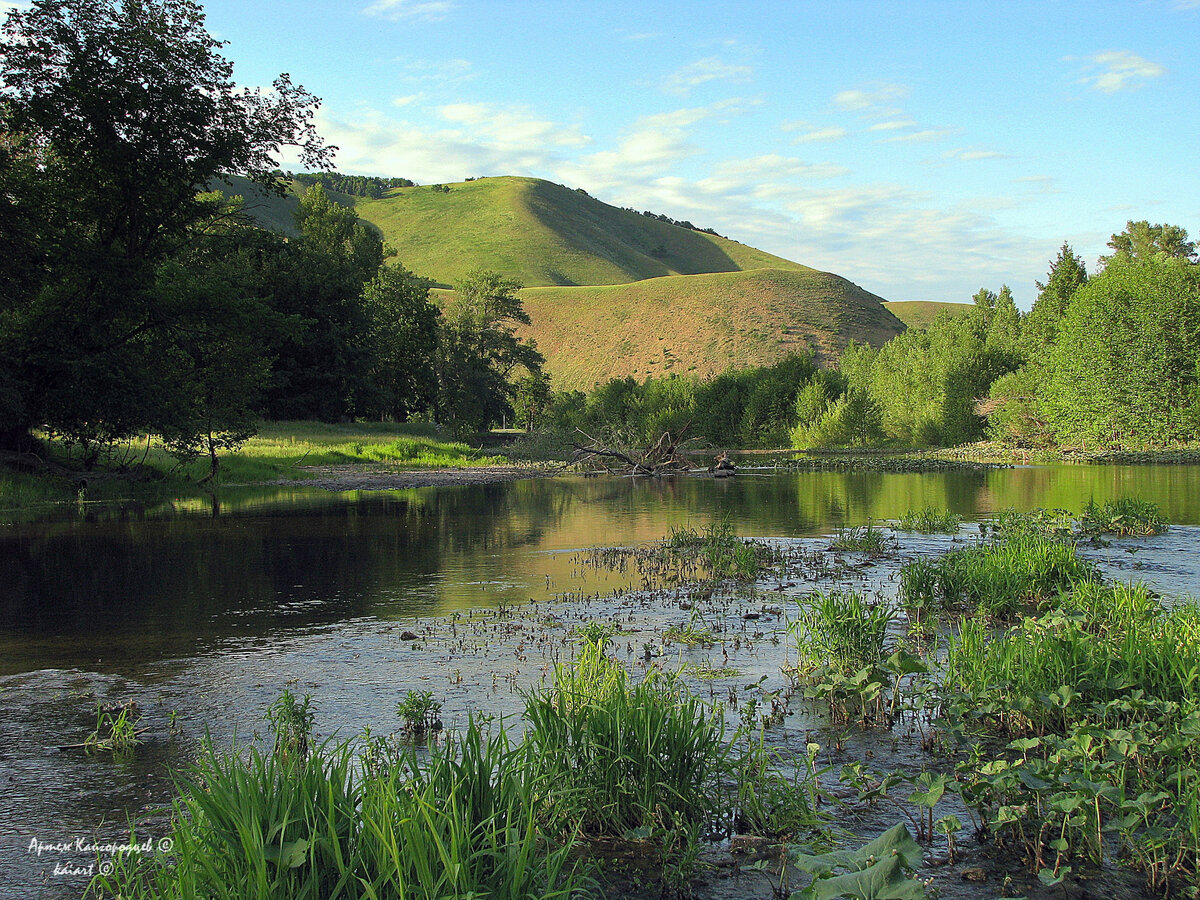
[266,690,314,763]
[89,719,584,900]
[83,703,142,756]
[1077,497,1168,536]
[829,520,894,553]
[895,505,962,534]
[898,531,1100,619]
[792,590,894,677]
[395,689,443,740]
[782,822,927,900]
[522,639,732,837]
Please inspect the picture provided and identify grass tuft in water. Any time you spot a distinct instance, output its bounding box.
[896,505,962,534]
[829,520,894,553]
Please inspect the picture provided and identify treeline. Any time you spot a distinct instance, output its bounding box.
[290,172,416,198]
[523,355,822,449]
[620,206,720,237]
[524,220,1200,453]
[0,0,543,476]
[800,221,1200,449]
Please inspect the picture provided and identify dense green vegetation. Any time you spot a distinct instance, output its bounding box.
[789,227,1200,451]
[0,0,546,479]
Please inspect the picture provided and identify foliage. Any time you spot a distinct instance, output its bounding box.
[785,822,927,900]
[898,531,1100,620]
[91,719,583,900]
[359,263,440,422]
[436,269,545,436]
[1042,255,1200,445]
[522,640,732,837]
[395,690,443,740]
[290,171,415,198]
[1101,220,1197,266]
[0,0,327,451]
[829,521,894,552]
[1077,497,1168,536]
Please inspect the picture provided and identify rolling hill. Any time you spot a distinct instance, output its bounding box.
[883,301,973,330]
[518,268,901,390]
[353,176,811,288]
[220,173,904,387]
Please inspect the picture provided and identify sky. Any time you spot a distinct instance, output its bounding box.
[13,0,1199,306]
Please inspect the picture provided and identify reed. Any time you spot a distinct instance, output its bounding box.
[899,532,1099,619]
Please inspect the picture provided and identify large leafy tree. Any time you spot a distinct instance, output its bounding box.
[1043,256,1200,445]
[0,0,329,451]
[360,263,441,422]
[262,184,384,421]
[436,269,545,436]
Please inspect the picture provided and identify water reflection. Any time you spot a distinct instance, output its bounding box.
[4,465,1200,898]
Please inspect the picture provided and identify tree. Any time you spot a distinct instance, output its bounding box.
[262,184,385,421]
[1101,221,1197,266]
[1024,243,1088,350]
[1043,256,1200,444]
[435,269,545,435]
[361,264,440,421]
[0,0,329,450]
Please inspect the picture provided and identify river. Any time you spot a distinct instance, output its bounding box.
[2,464,1199,899]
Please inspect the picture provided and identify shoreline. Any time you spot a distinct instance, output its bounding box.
[276,462,563,492]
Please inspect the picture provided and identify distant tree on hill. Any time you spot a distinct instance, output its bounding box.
[292,172,416,198]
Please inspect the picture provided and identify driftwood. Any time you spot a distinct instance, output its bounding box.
[571,428,696,476]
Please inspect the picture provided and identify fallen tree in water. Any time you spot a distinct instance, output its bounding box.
[570,428,737,477]
[571,428,696,475]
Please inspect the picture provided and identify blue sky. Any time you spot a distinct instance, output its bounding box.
[21,0,1200,305]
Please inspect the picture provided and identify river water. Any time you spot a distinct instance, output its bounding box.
[2,465,1199,899]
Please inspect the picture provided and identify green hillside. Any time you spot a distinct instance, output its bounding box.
[517,268,904,390]
[353,176,810,288]
[222,172,904,387]
[883,300,972,330]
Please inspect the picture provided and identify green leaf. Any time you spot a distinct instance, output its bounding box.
[802,853,926,900]
[264,837,311,869]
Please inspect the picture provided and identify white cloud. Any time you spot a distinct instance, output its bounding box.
[1073,50,1166,93]
[868,119,917,132]
[397,58,474,85]
[437,102,590,150]
[792,126,848,144]
[363,0,452,21]
[833,83,909,116]
[391,94,423,108]
[662,57,752,95]
[881,128,955,143]
[944,147,1008,161]
[1014,175,1059,194]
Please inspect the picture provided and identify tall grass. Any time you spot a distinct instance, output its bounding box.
[791,590,894,677]
[89,721,583,900]
[895,505,962,534]
[899,532,1100,619]
[522,639,732,837]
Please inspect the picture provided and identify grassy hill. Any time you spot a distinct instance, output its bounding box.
[517,268,902,390]
[883,301,972,330]
[353,176,810,289]
[220,172,904,386]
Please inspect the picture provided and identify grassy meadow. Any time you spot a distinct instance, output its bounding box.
[0,421,505,511]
